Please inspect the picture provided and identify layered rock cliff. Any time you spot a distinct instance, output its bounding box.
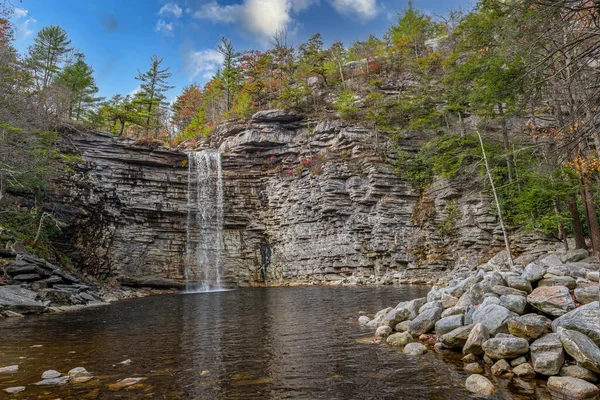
[52,113,553,287]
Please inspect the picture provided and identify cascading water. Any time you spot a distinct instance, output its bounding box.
[185,150,224,292]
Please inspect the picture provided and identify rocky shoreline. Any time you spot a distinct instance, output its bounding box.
[359,249,600,399]
[0,253,176,318]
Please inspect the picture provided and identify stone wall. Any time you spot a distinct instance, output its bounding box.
[53,113,553,287]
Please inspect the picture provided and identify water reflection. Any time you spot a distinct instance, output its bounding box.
[0,286,529,399]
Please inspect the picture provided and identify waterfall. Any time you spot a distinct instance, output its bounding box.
[185,150,224,292]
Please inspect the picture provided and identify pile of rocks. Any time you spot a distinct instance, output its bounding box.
[0,253,163,317]
[360,249,600,398]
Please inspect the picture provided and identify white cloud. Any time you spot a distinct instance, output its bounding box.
[155,19,174,36]
[329,0,377,19]
[129,86,142,97]
[159,3,183,18]
[13,8,28,18]
[194,0,318,43]
[185,48,225,80]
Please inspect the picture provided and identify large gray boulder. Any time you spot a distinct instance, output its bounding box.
[527,286,575,316]
[530,333,565,376]
[403,342,427,355]
[522,263,547,282]
[499,295,527,315]
[366,307,392,328]
[482,336,530,360]
[439,325,474,349]
[463,323,490,356]
[506,275,532,293]
[538,276,577,290]
[472,304,518,336]
[557,327,600,374]
[434,315,464,337]
[0,286,47,314]
[547,376,599,399]
[561,249,590,263]
[508,313,550,340]
[408,303,443,337]
[560,365,599,383]
[552,302,600,347]
[574,286,599,305]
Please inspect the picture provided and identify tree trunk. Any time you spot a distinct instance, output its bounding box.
[568,197,587,249]
[477,130,513,267]
[497,104,513,183]
[554,199,568,250]
[583,177,600,254]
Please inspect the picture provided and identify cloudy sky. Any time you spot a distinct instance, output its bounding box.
[12,0,473,102]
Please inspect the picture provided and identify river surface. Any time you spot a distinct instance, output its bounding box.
[0,286,541,399]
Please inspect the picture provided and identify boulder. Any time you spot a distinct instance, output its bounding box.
[0,286,47,314]
[408,304,443,337]
[439,325,474,349]
[522,263,547,282]
[4,387,25,394]
[508,313,550,340]
[492,285,528,297]
[366,307,392,328]
[42,370,62,379]
[587,271,599,282]
[12,273,42,281]
[441,293,459,309]
[465,374,495,396]
[403,342,427,355]
[552,302,600,347]
[561,249,590,263]
[482,336,530,360]
[511,356,527,367]
[540,254,563,268]
[491,359,511,375]
[538,276,577,290]
[530,333,565,376]
[464,363,483,374]
[35,376,70,386]
[499,295,527,314]
[471,304,518,336]
[441,307,466,318]
[560,365,599,383]
[527,286,575,316]
[382,306,411,327]
[506,276,532,293]
[463,323,490,356]
[404,297,428,319]
[557,327,600,374]
[358,316,370,325]
[513,363,535,378]
[434,315,464,337]
[395,320,410,332]
[375,325,392,338]
[386,332,413,347]
[575,286,599,305]
[547,376,599,399]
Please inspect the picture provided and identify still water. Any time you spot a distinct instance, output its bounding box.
[0,286,531,399]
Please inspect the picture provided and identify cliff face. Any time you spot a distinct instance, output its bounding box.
[54,114,550,287]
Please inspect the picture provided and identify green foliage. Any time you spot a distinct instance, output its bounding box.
[334,90,359,121]
[397,133,483,189]
[230,89,254,119]
[438,203,461,237]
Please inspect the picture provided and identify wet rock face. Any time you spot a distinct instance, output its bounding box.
[51,114,545,286]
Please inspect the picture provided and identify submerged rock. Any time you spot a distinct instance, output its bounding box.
[42,370,62,379]
[35,376,70,386]
[4,387,25,394]
[465,374,495,396]
[107,377,146,391]
[0,365,18,373]
[403,342,427,355]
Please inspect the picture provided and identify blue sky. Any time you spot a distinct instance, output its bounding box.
[12,0,473,102]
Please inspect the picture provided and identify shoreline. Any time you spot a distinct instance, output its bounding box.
[358,248,600,398]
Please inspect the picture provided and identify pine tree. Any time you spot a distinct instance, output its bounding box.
[27,25,73,89]
[135,54,174,136]
[217,37,240,112]
[55,53,101,120]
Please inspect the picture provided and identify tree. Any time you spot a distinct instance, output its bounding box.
[172,84,203,132]
[97,95,139,136]
[135,54,174,136]
[55,53,102,120]
[27,25,73,89]
[217,37,241,112]
[298,33,326,82]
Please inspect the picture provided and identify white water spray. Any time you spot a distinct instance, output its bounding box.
[185,150,224,292]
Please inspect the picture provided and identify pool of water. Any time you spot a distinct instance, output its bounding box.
[0,286,539,399]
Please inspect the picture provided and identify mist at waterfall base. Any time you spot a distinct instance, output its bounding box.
[185,150,229,293]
